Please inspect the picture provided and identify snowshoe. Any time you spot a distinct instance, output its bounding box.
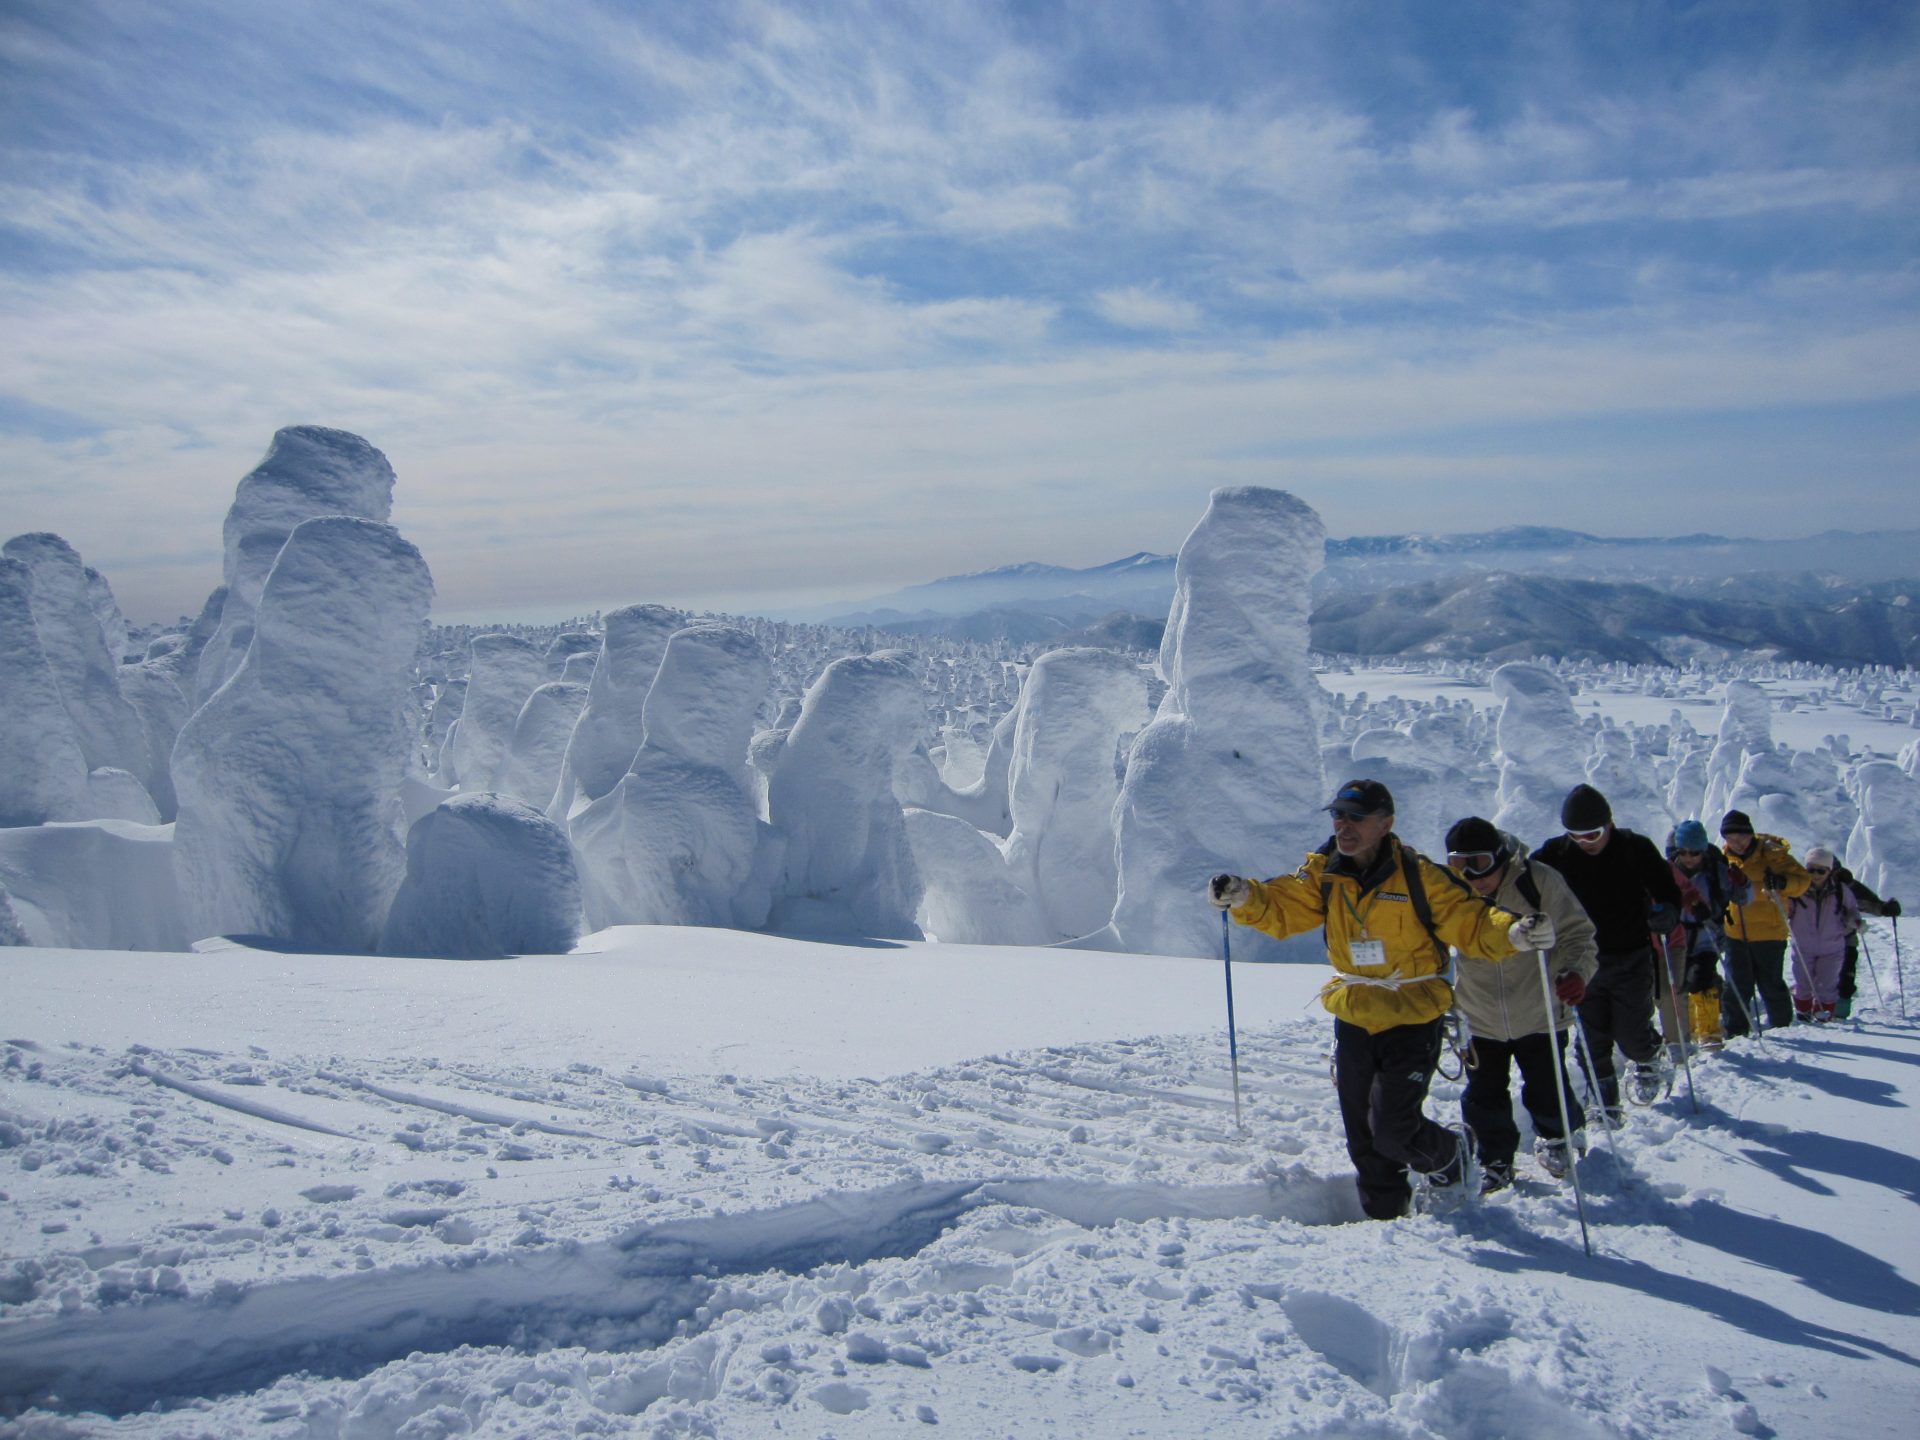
[1480,1160,1514,1196]
[1409,1124,1480,1216]
[1626,1060,1669,1107]
[1534,1132,1587,1181]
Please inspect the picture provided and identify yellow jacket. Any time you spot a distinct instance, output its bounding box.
[1724,834,1811,943]
[1230,836,1524,1034]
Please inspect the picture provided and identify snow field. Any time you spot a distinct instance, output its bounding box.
[4,926,1918,1437]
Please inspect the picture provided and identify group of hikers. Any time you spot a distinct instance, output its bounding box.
[1206,779,1903,1220]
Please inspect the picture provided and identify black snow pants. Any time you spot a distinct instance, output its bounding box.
[1333,1017,1460,1220]
[1723,938,1792,1034]
[1460,1029,1586,1171]
[1575,946,1660,1109]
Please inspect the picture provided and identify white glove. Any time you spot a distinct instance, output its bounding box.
[1509,912,1556,952]
[1208,874,1251,911]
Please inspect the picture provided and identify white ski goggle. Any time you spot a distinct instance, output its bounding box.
[1446,850,1503,879]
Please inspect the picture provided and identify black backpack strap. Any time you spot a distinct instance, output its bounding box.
[1513,858,1543,914]
[1396,843,1452,966]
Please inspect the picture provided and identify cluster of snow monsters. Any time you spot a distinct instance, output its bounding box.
[5,427,1919,958]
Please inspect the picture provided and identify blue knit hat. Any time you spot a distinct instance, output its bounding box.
[1672,819,1710,851]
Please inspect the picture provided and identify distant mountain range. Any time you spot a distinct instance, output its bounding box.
[812,525,1920,665]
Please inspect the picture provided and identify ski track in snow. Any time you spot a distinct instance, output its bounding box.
[5,984,1920,1439]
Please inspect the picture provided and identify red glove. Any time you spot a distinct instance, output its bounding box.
[1554,973,1587,1005]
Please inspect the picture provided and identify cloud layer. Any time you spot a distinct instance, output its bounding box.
[3,0,1917,620]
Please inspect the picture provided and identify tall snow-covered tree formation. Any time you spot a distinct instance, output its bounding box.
[173,517,433,950]
[1099,486,1329,961]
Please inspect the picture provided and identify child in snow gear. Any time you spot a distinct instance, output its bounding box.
[1718,811,1811,1033]
[1828,862,1901,1019]
[1666,819,1750,1052]
[1443,817,1598,1191]
[1208,779,1537,1220]
[1787,848,1878,1021]
[1533,785,1684,1119]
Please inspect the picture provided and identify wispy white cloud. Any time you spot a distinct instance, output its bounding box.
[2,0,1917,620]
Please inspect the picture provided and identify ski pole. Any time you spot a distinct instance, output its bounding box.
[1720,954,1769,1052]
[1857,931,1887,1011]
[1536,948,1593,1257]
[1569,1023,1625,1166]
[1774,890,1822,1032]
[1896,916,1909,1022]
[1657,932,1700,1114]
[1221,910,1244,1133]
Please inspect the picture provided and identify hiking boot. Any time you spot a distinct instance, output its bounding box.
[1534,1137,1570,1179]
[1814,1002,1836,1024]
[1834,997,1853,1020]
[1480,1160,1514,1195]
[1627,1061,1667,1106]
[1598,1105,1625,1131]
[1793,996,1816,1024]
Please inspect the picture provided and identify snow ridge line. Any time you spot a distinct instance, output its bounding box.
[0,1172,1347,1418]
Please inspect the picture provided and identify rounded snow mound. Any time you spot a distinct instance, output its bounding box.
[380,794,583,960]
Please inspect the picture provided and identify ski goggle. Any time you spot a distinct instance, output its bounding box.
[1565,827,1607,842]
[1447,849,1503,879]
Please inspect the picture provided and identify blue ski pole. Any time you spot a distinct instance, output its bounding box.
[1221,910,1244,1133]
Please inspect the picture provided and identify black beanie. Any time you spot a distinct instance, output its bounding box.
[1720,809,1755,837]
[1445,816,1503,857]
[1561,784,1613,831]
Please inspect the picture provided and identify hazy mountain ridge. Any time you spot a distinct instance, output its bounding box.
[820,525,1920,661]
[1309,572,1920,667]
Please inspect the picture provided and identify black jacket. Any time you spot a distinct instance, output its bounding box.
[1533,828,1683,956]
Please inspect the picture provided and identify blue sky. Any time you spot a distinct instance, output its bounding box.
[3,0,1917,621]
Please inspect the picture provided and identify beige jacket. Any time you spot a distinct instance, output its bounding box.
[1451,853,1598,1042]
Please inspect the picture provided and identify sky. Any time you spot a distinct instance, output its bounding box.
[2,0,1918,624]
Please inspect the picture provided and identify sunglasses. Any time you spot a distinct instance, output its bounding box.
[1808,865,1832,875]
[1675,848,1706,857]
[1565,827,1607,842]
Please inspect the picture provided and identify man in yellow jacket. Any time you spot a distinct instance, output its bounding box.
[1717,809,1812,1034]
[1208,779,1553,1220]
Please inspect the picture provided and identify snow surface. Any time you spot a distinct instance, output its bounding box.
[3,925,1917,1437]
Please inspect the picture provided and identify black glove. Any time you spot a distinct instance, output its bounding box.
[1763,871,1787,893]
[1886,899,1903,918]
[1685,957,1720,994]
[1647,903,1678,932]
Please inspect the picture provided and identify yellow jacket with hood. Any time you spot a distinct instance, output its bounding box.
[1723,833,1811,943]
[1229,835,1525,1034]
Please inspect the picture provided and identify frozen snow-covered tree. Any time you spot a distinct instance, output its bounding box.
[1100,487,1328,961]
[173,517,433,950]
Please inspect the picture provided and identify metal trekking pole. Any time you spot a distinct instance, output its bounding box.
[1857,931,1887,1012]
[1896,916,1909,1022]
[1774,890,1821,1027]
[1220,910,1245,1133]
[1569,1023,1624,1162]
[1535,948,1593,1257]
[1656,932,1699,1114]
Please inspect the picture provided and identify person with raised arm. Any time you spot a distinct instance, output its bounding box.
[1207,779,1545,1220]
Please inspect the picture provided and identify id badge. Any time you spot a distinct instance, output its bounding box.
[1350,938,1387,969]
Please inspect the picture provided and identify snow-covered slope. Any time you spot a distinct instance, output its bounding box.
[2,926,1916,1437]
